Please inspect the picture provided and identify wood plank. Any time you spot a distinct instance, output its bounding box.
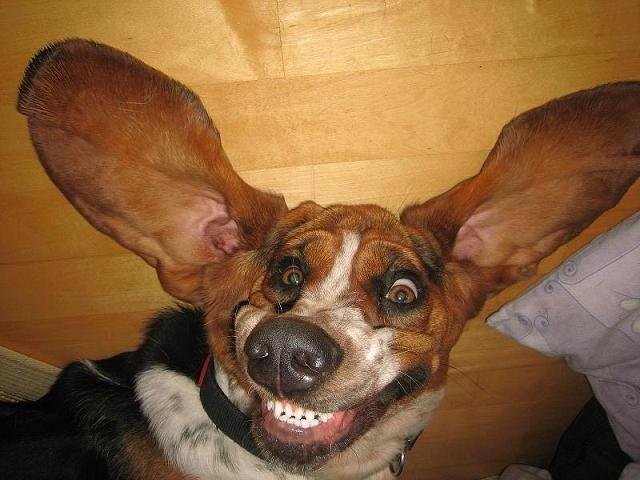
[0,311,155,366]
[413,396,588,467]
[0,254,170,324]
[415,461,539,480]
[430,390,589,436]
[199,51,640,171]
[443,359,591,410]
[0,190,124,264]
[278,0,640,77]
[409,428,560,478]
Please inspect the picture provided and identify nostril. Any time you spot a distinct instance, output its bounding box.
[245,342,269,360]
[292,351,324,372]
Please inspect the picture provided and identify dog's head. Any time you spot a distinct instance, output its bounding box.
[18,40,640,473]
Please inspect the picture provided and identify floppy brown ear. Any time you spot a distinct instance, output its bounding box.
[402,82,640,303]
[18,39,287,303]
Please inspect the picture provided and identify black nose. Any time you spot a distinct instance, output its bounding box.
[244,317,342,396]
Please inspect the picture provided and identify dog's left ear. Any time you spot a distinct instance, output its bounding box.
[17,40,287,303]
[402,82,640,305]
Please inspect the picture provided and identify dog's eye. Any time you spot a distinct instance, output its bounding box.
[282,266,304,287]
[386,278,418,304]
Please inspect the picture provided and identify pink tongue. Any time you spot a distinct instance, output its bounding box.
[260,400,355,445]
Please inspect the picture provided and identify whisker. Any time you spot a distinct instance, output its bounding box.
[395,378,410,396]
[441,361,489,395]
[346,442,363,475]
[398,370,422,387]
[394,184,416,217]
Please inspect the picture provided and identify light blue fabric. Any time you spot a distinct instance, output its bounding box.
[487,211,640,467]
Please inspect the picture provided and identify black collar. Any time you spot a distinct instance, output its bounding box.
[198,353,265,459]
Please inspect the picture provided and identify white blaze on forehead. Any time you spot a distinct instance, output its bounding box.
[301,231,360,309]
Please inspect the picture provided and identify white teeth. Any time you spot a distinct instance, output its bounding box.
[266,399,334,428]
[319,413,333,422]
[271,400,286,419]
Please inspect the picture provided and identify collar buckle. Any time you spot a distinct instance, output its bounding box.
[389,431,421,477]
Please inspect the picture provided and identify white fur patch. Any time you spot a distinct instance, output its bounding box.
[330,307,400,392]
[288,231,400,400]
[135,366,292,480]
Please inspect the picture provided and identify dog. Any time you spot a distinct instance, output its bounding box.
[1,39,638,480]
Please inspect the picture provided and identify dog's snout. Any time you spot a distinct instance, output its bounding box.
[244,317,342,396]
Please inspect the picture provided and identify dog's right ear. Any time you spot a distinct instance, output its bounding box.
[17,40,287,303]
[401,82,640,317]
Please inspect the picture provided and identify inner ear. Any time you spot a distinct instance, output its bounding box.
[199,199,241,259]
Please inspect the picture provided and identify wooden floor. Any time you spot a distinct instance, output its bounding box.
[1,1,639,478]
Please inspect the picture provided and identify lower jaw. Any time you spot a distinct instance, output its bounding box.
[252,401,366,467]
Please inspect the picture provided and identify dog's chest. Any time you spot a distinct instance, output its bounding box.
[135,366,305,480]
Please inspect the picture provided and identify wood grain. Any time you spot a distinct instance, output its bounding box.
[1,1,639,478]
[278,0,640,77]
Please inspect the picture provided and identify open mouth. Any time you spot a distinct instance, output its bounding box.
[261,398,356,444]
[251,366,430,468]
[253,397,366,468]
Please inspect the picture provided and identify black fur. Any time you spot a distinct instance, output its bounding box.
[0,307,207,480]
